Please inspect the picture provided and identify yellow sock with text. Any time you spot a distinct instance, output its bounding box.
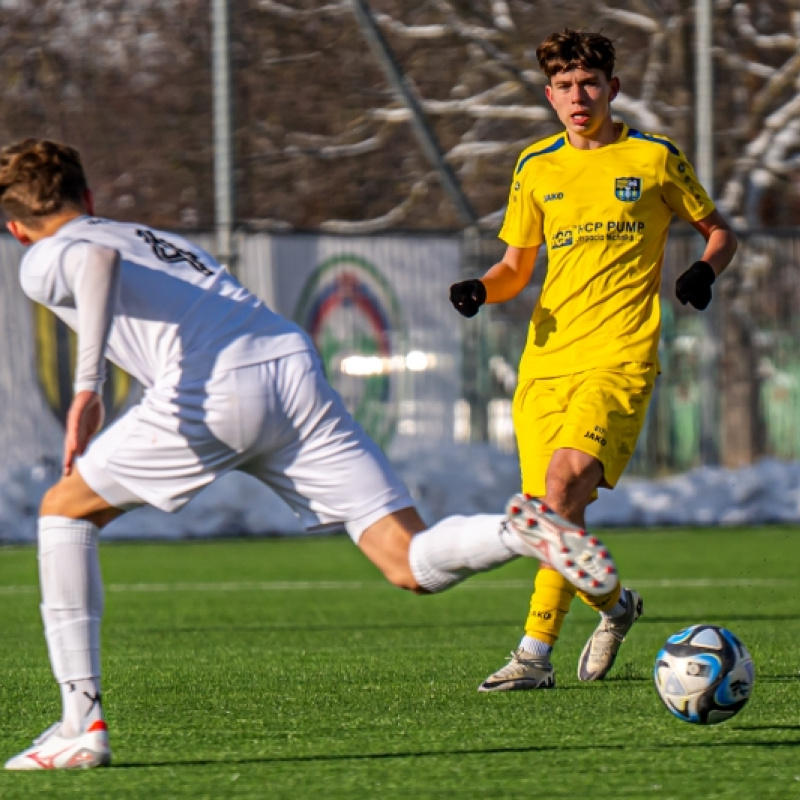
[523,567,578,647]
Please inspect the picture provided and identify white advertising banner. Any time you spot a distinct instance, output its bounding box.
[239,234,463,457]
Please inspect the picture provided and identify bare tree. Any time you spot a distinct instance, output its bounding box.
[2,0,798,233]
[0,0,212,229]
[236,1,800,233]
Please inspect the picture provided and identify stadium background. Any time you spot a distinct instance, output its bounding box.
[1,9,798,795]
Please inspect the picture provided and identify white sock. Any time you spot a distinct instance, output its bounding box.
[408,514,518,593]
[601,588,629,620]
[60,678,104,738]
[38,516,105,735]
[519,636,553,657]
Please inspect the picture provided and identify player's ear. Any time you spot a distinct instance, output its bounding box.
[544,83,555,107]
[6,220,32,246]
[609,76,620,102]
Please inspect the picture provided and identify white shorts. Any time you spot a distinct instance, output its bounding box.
[77,350,414,542]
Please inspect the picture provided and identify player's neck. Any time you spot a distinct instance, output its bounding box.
[20,209,86,243]
[566,120,623,151]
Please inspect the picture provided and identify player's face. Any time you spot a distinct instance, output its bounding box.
[545,67,620,146]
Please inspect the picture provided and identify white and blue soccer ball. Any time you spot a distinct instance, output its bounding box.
[654,624,755,725]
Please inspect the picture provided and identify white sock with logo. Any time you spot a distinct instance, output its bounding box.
[520,635,553,657]
[408,514,519,593]
[38,516,105,737]
[601,588,629,620]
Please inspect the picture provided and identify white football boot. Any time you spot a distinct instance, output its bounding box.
[5,720,111,770]
[504,493,618,597]
[478,649,555,692]
[578,588,644,681]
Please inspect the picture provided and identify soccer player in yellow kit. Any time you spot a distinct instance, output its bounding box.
[450,29,738,691]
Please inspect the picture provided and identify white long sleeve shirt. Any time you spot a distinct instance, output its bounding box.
[20,216,310,390]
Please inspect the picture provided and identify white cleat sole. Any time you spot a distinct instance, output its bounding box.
[505,494,619,596]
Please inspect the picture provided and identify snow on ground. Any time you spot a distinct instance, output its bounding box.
[1,444,800,544]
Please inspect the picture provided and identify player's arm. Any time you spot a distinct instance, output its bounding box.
[689,209,737,279]
[61,243,121,475]
[662,145,738,311]
[675,210,738,310]
[449,245,540,317]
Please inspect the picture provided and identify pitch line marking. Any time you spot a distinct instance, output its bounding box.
[0,577,794,595]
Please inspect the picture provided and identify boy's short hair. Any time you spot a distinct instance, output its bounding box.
[536,29,616,80]
[0,138,88,224]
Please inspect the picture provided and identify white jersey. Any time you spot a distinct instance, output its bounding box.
[19,216,310,388]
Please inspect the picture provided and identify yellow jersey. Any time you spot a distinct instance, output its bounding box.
[499,123,715,379]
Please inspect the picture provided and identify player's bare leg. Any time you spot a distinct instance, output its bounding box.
[358,487,619,597]
[6,471,122,770]
[360,506,528,594]
[359,506,551,594]
[357,507,426,590]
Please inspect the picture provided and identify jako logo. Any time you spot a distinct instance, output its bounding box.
[584,430,607,446]
[543,192,564,203]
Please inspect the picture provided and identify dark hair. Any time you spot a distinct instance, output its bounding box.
[536,29,616,80]
[0,138,88,224]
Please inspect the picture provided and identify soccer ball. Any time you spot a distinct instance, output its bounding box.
[654,624,754,725]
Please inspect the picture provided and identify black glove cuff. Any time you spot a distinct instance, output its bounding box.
[690,260,716,285]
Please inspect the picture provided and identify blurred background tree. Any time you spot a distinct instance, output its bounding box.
[1,0,798,232]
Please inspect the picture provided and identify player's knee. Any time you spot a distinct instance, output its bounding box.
[546,467,600,516]
[545,473,583,512]
[39,481,121,529]
[39,482,72,518]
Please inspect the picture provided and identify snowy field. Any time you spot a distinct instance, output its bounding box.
[1,443,800,543]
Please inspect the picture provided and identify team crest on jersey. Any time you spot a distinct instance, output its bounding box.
[32,304,137,428]
[292,255,404,449]
[615,177,642,202]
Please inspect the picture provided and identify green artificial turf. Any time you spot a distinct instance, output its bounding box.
[0,527,798,799]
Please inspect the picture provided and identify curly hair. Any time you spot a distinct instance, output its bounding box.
[536,29,616,80]
[0,138,88,224]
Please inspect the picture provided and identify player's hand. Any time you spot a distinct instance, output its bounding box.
[675,261,715,310]
[63,390,105,476]
[449,279,487,318]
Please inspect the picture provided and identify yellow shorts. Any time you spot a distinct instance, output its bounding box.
[513,362,657,497]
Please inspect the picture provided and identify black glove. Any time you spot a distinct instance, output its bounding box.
[675,260,715,310]
[449,279,487,318]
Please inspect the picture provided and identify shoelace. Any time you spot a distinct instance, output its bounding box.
[495,651,550,677]
[589,631,623,660]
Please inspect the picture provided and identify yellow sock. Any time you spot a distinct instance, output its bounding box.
[523,567,578,646]
[577,582,622,614]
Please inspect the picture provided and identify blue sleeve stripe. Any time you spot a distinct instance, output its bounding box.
[516,137,566,174]
[628,128,680,156]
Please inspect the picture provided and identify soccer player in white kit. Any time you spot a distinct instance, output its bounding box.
[0,138,619,770]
